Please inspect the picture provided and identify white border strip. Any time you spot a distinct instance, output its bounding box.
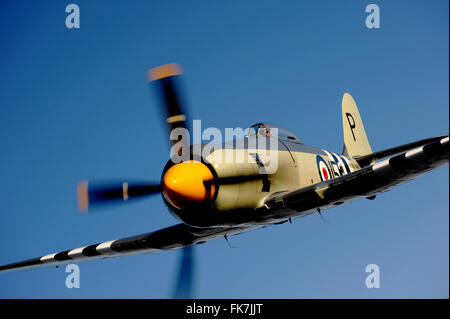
[372,158,391,174]
[96,240,117,255]
[40,253,57,263]
[405,146,424,160]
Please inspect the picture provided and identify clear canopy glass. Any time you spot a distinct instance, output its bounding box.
[247,123,302,143]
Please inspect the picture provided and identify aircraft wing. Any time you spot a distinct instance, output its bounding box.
[2,135,448,273]
[353,135,448,167]
[265,135,449,214]
[0,223,249,273]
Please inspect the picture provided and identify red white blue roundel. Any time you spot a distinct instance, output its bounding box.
[316,156,331,181]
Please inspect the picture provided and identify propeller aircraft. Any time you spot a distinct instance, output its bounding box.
[1,63,448,298]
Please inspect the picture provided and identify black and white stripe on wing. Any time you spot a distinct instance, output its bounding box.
[0,224,245,273]
[372,136,449,180]
[0,242,110,273]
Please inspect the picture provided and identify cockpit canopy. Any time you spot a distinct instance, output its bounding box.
[247,123,302,143]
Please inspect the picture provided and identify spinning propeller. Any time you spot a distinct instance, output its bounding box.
[76,63,261,298]
[77,63,197,298]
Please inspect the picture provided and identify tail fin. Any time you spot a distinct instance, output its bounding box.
[342,93,372,158]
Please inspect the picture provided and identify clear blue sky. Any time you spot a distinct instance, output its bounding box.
[0,0,448,298]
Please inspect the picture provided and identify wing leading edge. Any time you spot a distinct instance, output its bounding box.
[0,223,250,273]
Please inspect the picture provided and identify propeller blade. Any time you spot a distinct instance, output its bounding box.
[172,245,196,299]
[148,63,191,149]
[77,181,161,213]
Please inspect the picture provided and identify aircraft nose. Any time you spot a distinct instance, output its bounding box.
[162,160,215,209]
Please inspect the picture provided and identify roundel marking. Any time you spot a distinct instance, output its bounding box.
[316,156,331,181]
[322,167,329,180]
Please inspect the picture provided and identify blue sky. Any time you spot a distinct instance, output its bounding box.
[0,0,448,298]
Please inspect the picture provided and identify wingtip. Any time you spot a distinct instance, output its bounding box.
[77,181,89,213]
[147,63,183,82]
